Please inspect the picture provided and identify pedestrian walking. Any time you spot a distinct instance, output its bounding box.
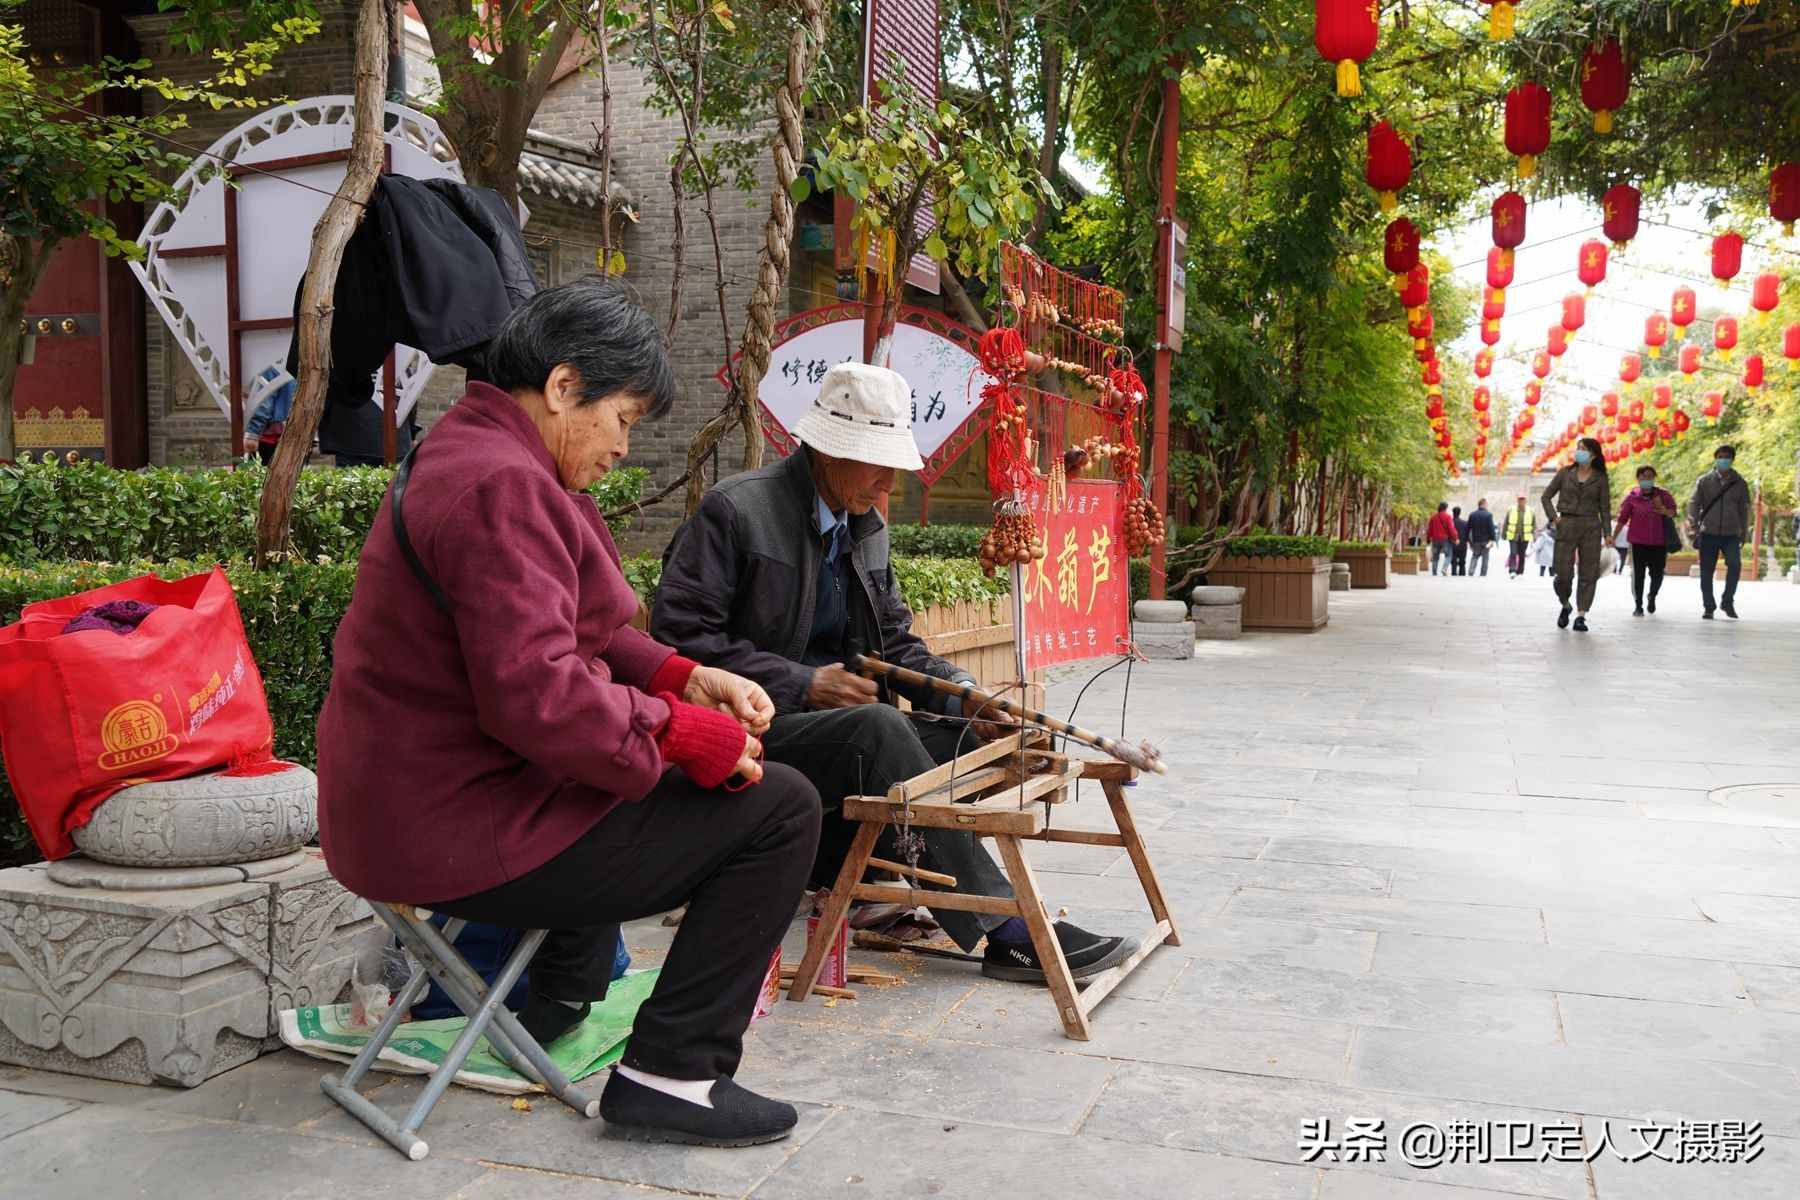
[1503,495,1535,577]
[1466,499,1498,576]
[1688,444,1751,620]
[1541,436,1611,632]
[1427,502,1457,576]
[1614,464,1679,617]
[1612,525,1631,574]
[1451,506,1470,576]
[1531,524,1555,577]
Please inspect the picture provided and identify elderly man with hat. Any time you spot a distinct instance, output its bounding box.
[654,363,1134,985]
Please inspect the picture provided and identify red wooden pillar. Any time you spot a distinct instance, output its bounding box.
[1150,62,1180,600]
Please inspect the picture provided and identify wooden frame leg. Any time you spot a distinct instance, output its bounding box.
[787,821,881,1002]
[1103,779,1182,947]
[993,834,1091,1041]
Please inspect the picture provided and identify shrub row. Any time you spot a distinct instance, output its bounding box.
[0,459,646,564]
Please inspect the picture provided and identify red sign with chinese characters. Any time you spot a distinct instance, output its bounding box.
[1017,480,1129,672]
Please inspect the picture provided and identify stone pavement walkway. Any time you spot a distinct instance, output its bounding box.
[4,563,1799,1198]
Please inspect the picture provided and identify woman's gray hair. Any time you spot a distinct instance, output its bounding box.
[485,278,679,418]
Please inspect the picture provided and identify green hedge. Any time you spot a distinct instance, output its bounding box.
[0,459,647,563]
[0,550,1010,862]
[1218,533,1336,559]
[887,523,986,558]
[1334,540,1389,552]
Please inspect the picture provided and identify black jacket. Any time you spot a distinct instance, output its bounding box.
[652,450,972,716]
[1466,508,1497,545]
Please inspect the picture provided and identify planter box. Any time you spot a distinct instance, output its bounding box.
[1207,556,1331,631]
[914,599,1044,709]
[1666,552,1698,576]
[1391,553,1419,575]
[1333,547,1391,589]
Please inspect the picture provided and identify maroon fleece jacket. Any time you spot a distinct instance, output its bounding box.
[317,383,735,903]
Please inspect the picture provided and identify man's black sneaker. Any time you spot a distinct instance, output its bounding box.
[1557,604,1572,629]
[1632,606,1644,617]
[1722,603,1738,619]
[1702,609,1715,620]
[981,921,1136,984]
[600,1071,797,1147]
[1647,594,1657,614]
[1572,616,1589,633]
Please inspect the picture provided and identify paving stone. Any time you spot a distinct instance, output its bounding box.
[1554,992,1800,1071]
[0,1088,77,1140]
[1316,1173,1537,1200]
[1348,1026,1800,1137]
[1737,963,1800,1014]
[750,1106,1318,1200]
[1222,889,1545,944]
[142,1046,377,1128]
[1370,932,1751,1007]
[0,1101,487,1200]
[1081,1061,1590,1198]
[1586,1128,1800,1200]
[1543,909,1800,968]
[450,1169,670,1200]
[1150,916,1377,974]
[1168,958,1560,1043]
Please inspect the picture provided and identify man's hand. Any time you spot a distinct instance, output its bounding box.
[734,733,765,786]
[241,436,258,456]
[808,663,878,710]
[684,666,774,735]
[962,689,1020,743]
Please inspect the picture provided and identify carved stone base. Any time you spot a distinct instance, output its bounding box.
[0,849,385,1088]
[1132,620,1195,660]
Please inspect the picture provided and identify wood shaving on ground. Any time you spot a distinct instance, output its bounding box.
[510,1097,531,1112]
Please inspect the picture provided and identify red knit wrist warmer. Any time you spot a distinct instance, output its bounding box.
[646,654,699,700]
[654,696,746,789]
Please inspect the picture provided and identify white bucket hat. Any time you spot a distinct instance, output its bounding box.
[793,362,924,471]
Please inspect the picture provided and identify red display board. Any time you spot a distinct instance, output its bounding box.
[1017,480,1129,672]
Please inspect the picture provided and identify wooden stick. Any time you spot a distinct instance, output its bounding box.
[865,857,959,888]
[851,654,1167,774]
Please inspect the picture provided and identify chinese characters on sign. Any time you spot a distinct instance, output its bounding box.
[1298,1117,1765,1167]
[1018,480,1127,673]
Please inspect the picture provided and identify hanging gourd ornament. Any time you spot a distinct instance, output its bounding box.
[1365,121,1411,212]
[1314,0,1379,98]
[1579,39,1628,134]
[1504,82,1552,178]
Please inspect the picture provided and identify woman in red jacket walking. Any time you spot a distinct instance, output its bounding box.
[1426,502,1458,576]
[317,281,820,1147]
[1613,464,1679,617]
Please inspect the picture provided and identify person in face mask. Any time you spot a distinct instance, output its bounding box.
[1540,436,1611,632]
[1687,444,1751,619]
[1613,464,1679,616]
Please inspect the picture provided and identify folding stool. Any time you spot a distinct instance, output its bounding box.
[319,902,601,1160]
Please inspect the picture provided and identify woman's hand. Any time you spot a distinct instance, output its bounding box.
[684,666,774,735]
[733,732,765,786]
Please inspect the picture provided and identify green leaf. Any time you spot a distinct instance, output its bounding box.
[788,175,811,203]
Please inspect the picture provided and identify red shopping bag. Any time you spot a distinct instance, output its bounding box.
[0,567,275,859]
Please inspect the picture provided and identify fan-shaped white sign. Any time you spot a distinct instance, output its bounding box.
[130,97,465,424]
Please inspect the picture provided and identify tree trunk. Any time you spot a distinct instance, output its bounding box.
[254,0,390,564]
[1028,12,1062,244]
[0,237,51,464]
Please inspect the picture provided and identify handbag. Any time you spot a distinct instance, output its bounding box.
[1663,514,1683,554]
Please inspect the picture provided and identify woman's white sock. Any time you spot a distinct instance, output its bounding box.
[616,1064,715,1108]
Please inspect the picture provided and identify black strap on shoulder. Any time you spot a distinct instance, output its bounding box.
[390,441,454,618]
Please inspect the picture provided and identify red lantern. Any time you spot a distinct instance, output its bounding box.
[1524,380,1541,406]
[1580,40,1629,134]
[1504,83,1552,178]
[1675,343,1700,377]
[1315,1,1378,98]
[1673,408,1691,433]
[1482,286,1506,321]
[1601,392,1620,417]
[1653,383,1672,410]
[1670,286,1696,338]
[1532,352,1551,379]
[1422,361,1443,387]
[1561,293,1586,335]
[1519,409,1535,430]
[1481,319,1502,347]
[1599,426,1616,446]
[1744,355,1765,392]
[1486,247,1515,294]
[1711,232,1744,287]
[1644,313,1668,358]
[1751,272,1781,319]
[1437,432,1452,449]
[1576,240,1608,293]
[1619,353,1641,387]
[1714,315,1738,358]
[1475,349,1494,377]
[1407,312,1432,340]
[1473,386,1491,412]
[1384,218,1420,276]
[1785,322,1800,366]
[1772,162,1800,236]
[1603,183,1640,250]
[1366,121,1411,212]
[1627,396,1644,423]
[1478,410,1492,430]
[1702,391,1723,422]
[1399,263,1430,315]
[1615,413,1630,434]
[1581,404,1598,429]
[1547,325,1569,357]
[1491,191,1527,250]
[1656,422,1674,445]
[1425,396,1445,420]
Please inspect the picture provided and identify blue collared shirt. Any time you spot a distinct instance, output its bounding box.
[816,493,848,566]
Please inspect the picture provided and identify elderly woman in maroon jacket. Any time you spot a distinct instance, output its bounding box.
[316,280,819,1148]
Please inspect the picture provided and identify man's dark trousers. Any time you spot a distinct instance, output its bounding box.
[760,704,1016,952]
[1698,533,1742,612]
